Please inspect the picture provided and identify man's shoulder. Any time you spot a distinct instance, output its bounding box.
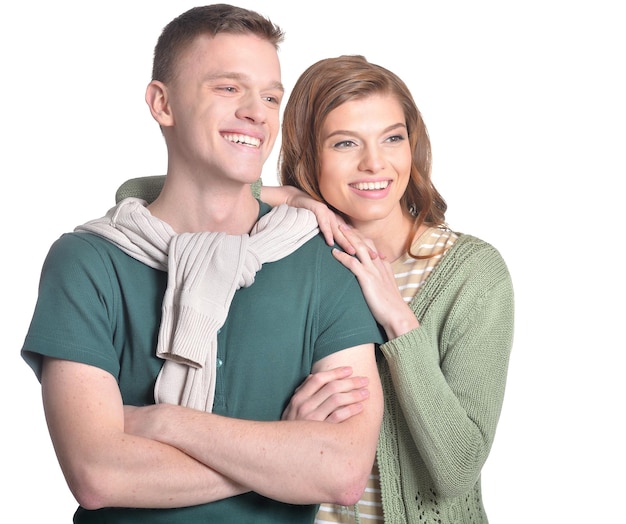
[46,231,151,277]
[290,230,337,258]
[51,231,126,257]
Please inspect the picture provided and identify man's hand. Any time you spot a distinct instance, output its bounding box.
[282,366,371,423]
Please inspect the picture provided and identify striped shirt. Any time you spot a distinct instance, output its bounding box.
[315,226,458,523]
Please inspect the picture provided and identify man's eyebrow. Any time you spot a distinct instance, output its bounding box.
[205,72,284,93]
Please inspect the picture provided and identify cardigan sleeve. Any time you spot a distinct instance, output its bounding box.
[379,238,514,497]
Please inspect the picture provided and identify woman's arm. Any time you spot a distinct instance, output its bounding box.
[261,186,354,253]
[332,229,514,497]
[381,249,514,497]
[331,225,419,338]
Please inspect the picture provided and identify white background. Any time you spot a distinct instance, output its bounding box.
[2,1,624,522]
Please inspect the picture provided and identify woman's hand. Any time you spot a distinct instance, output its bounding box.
[261,186,356,254]
[291,196,353,253]
[282,366,370,423]
[332,225,420,339]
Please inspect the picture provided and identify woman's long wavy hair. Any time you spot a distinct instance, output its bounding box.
[279,55,447,258]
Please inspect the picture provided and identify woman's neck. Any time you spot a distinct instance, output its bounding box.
[351,213,417,262]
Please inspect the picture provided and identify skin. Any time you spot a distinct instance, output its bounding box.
[41,33,382,510]
[276,95,428,424]
[262,185,352,250]
[269,95,421,339]
[318,94,413,252]
[318,95,421,338]
[273,90,513,507]
[146,33,284,234]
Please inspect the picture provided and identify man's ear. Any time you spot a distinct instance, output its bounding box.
[145,80,174,127]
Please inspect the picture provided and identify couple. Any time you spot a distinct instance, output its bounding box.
[21,4,514,523]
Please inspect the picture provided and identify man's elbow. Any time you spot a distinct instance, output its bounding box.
[333,481,368,507]
[66,465,116,510]
[325,462,371,506]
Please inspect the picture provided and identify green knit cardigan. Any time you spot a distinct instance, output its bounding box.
[376,234,514,523]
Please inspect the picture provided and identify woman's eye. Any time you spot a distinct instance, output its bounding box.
[334,140,356,148]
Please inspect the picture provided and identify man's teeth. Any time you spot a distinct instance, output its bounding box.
[351,181,390,190]
[223,134,261,147]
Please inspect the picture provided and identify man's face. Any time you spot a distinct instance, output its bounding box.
[163,33,283,185]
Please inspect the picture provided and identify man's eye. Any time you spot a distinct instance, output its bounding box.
[264,95,282,105]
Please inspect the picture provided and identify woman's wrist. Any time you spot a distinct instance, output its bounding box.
[383,309,420,340]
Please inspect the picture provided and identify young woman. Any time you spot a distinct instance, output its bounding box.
[265,55,514,523]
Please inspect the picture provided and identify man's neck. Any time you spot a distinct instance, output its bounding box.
[147,179,260,234]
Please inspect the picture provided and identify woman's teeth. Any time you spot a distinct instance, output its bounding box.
[351,181,390,190]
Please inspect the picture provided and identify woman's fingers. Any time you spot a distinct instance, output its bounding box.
[319,214,356,254]
[303,202,356,254]
[338,225,378,260]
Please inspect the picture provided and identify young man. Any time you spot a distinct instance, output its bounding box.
[21,5,383,523]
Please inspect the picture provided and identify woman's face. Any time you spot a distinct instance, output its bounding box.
[318,94,412,226]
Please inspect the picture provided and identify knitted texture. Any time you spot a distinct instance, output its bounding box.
[376,234,514,523]
[75,198,319,411]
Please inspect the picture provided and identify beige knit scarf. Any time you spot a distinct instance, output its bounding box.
[76,197,319,411]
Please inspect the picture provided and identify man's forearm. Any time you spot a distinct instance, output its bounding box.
[125,403,379,506]
[43,358,248,511]
[83,434,249,509]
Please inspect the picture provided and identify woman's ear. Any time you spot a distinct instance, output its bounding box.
[145,80,174,127]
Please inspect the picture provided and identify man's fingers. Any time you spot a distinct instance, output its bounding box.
[283,370,370,422]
